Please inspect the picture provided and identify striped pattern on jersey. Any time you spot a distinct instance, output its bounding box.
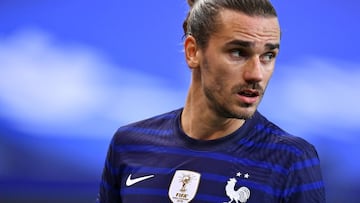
[97,108,325,203]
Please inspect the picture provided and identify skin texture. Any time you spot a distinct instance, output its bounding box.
[182,9,281,140]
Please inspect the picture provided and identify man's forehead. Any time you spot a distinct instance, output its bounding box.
[217,9,280,36]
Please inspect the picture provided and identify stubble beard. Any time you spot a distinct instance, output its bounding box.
[203,83,265,120]
[204,87,256,120]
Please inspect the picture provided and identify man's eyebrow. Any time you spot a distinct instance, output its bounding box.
[225,40,280,50]
[265,43,280,50]
[226,40,253,47]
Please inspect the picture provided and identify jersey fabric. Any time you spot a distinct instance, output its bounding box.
[97,108,325,203]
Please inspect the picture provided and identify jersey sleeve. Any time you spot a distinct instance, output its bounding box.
[96,136,122,203]
[282,144,326,203]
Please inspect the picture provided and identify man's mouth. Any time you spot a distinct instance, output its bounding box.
[238,89,260,98]
[236,89,261,105]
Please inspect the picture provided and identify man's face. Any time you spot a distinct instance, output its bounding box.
[198,10,281,119]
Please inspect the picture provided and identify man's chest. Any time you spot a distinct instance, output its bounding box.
[117,154,284,203]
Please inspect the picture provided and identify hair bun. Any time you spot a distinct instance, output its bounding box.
[187,0,196,7]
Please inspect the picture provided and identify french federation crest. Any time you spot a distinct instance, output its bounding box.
[168,170,201,203]
[224,172,251,203]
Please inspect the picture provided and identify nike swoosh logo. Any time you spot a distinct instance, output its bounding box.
[125,174,155,186]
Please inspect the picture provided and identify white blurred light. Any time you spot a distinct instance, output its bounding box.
[261,58,360,139]
[0,28,186,137]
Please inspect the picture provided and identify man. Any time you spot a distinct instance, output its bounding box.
[97,0,326,202]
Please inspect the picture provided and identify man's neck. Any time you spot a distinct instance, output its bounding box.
[181,95,245,141]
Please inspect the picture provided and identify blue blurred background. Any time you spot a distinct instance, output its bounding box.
[0,0,359,202]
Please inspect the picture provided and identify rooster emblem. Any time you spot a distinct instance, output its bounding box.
[224,178,251,203]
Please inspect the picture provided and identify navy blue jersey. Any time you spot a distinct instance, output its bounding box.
[97,109,325,203]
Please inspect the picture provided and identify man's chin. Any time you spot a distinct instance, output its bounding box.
[214,103,258,120]
[233,107,257,120]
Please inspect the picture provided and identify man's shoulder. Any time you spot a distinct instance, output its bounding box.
[113,108,181,138]
[126,108,181,127]
[253,111,317,157]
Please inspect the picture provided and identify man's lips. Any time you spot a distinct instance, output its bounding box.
[237,89,261,104]
[238,89,260,97]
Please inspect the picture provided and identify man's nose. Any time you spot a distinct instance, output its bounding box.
[243,57,264,83]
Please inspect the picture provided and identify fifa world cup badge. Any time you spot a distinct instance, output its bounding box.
[168,170,201,203]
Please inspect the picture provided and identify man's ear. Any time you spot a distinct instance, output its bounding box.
[184,35,201,69]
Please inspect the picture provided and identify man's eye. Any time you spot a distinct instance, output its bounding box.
[230,49,246,58]
[260,52,276,62]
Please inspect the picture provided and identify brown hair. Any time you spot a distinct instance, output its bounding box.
[183,0,278,49]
